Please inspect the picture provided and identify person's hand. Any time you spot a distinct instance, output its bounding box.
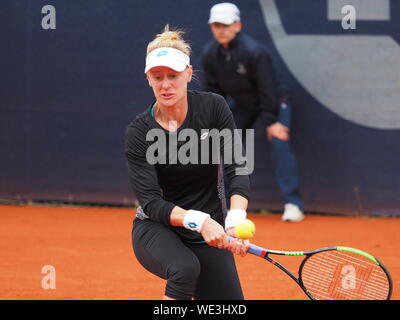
[226,228,250,257]
[200,217,229,249]
[266,122,290,141]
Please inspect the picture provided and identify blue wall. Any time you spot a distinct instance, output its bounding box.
[1,0,399,216]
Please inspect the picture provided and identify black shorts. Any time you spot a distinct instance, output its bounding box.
[132,218,244,300]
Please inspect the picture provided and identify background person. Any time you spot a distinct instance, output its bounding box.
[201,2,305,222]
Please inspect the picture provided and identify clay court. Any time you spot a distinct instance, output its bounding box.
[0,204,398,300]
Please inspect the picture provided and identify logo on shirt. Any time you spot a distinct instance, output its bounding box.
[200,132,209,140]
[237,63,247,75]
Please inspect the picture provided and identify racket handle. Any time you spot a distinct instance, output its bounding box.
[248,244,267,257]
[227,236,266,257]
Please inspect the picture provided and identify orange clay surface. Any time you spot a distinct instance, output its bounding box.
[0,204,398,300]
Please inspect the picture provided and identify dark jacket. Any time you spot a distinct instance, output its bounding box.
[201,32,289,126]
[125,91,250,241]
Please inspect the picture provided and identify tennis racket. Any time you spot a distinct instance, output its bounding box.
[230,237,392,300]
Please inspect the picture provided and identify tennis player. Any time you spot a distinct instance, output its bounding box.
[125,26,251,300]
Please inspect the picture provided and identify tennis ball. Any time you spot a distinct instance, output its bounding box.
[235,219,256,240]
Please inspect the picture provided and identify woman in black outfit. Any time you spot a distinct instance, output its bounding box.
[125,26,251,300]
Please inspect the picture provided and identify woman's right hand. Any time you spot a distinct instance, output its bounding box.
[200,217,230,249]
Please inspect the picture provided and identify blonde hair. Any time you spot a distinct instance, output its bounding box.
[146,25,191,57]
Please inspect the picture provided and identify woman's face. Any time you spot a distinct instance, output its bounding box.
[147,66,192,107]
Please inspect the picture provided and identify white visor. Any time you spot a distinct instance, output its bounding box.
[144,47,190,73]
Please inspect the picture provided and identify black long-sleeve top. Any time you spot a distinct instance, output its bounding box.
[125,90,250,241]
[201,32,290,126]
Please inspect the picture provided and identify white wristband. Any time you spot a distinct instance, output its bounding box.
[224,209,247,231]
[183,210,210,232]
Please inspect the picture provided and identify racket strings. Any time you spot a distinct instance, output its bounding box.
[303,251,388,300]
[305,253,387,300]
[301,268,386,300]
[300,250,390,300]
[303,255,388,287]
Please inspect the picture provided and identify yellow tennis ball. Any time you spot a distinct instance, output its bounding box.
[235,219,256,240]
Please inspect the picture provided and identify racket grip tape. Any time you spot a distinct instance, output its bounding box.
[227,236,267,257]
[248,244,267,257]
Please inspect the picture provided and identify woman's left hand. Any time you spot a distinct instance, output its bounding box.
[225,228,250,257]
